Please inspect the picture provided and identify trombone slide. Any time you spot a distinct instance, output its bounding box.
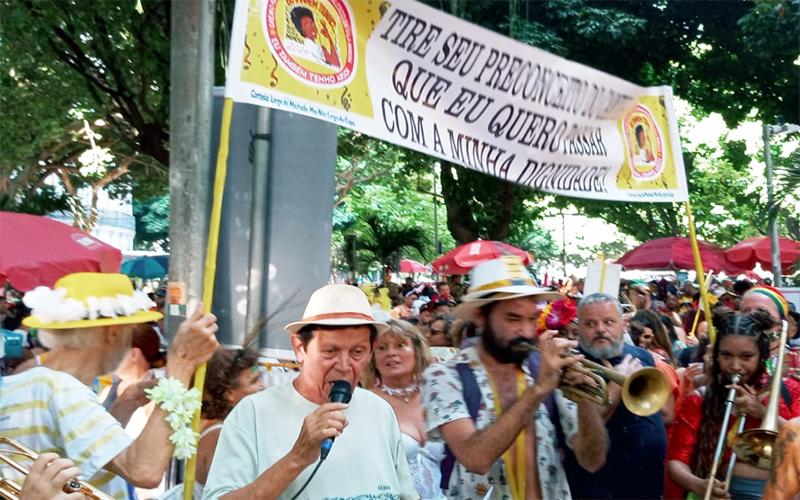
[703,373,741,500]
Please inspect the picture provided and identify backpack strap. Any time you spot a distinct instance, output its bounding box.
[526,351,566,449]
[439,362,482,490]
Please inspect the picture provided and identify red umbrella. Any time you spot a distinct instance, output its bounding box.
[399,258,428,274]
[0,211,122,291]
[433,240,531,275]
[616,236,741,274]
[725,236,800,273]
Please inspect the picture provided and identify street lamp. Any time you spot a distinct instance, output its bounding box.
[763,122,800,286]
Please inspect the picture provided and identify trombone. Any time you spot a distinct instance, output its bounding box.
[702,373,743,500]
[516,341,671,417]
[731,319,790,469]
[0,437,113,500]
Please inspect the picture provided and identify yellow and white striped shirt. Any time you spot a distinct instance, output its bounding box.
[0,366,133,499]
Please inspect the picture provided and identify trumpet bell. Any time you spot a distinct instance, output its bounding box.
[622,366,671,417]
[731,429,778,469]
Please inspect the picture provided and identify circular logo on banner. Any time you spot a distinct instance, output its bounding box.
[623,104,665,181]
[264,0,356,88]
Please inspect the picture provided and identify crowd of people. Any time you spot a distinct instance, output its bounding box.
[2,257,800,499]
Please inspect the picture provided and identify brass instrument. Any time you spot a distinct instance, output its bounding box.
[731,319,789,469]
[0,437,114,500]
[703,373,743,500]
[516,342,671,417]
[724,415,746,491]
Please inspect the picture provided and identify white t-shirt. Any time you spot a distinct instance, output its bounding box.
[202,382,417,499]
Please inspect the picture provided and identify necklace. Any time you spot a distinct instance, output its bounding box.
[380,382,419,403]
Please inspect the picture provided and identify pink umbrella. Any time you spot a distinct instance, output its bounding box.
[725,236,800,273]
[0,211,122,291]
[399,258,428,274]
[616,236,742,274]
[433,240,531,275]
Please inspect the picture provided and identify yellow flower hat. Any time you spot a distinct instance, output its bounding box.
[22,272,163,329]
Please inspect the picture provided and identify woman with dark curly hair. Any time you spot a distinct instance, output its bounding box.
[667,310,800,499]
[194,347,264,496]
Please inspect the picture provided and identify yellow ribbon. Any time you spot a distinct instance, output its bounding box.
[469,277,537,294]
[487,371,527,500]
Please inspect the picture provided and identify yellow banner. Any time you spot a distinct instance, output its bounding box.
[227,0,689,202]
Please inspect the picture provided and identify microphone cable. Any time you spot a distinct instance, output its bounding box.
[290,456,324,500]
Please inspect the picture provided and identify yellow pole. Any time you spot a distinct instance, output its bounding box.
[183,97,235,500]
[685,202,716,342]
[688,270,713,338]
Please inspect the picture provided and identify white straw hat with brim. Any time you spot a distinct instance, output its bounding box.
[453,256,564,319]
[284,284,390,335]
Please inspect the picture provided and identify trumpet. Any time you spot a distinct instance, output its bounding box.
[731,319,790,469]
[515,341,671,417]
[0,437,113,500]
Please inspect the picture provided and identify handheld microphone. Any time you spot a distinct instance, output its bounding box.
[320,380,352,460]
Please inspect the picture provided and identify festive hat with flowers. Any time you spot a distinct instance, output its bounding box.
[453,256,563,319]
[22,272,162,329]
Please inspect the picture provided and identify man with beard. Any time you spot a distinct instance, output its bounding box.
[563,292,666,498]
[422,257,608,499]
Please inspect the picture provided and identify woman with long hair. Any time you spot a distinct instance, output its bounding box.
[667,310,800,499]
[362,318,443,499]
[631,309,674,363]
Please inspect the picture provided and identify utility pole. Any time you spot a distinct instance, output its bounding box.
[764,122,800,287]
[433,162,441,255]
[167,0,216,338]
[561,210,567,276]
[248,108,271,348]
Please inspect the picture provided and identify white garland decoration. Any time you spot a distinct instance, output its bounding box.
[23,286,154,324]
[145,377,202,460]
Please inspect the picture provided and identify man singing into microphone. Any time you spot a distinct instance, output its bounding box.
[202,285,416,499]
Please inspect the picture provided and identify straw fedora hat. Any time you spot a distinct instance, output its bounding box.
[285,284,390,334]
[23,272,163,329]
[453,256,563,319]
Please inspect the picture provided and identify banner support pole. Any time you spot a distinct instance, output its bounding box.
[183,97,235,500]
[685,201,716,343]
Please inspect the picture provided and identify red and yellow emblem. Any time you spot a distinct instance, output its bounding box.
[622,104,665,181]
[264,0,357,88]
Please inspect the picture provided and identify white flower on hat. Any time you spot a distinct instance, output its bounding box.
[23,287,85,324]
[24,286,156,325]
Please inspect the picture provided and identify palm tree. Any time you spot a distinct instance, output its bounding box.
[358,214,428,277]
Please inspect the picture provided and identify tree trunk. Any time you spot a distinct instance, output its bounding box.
[440,162,478,244]
[489,181,515,241]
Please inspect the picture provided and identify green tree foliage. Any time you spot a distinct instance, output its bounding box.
[357,214,428,271]
[407,0,796,247]
[132,194,170,251]
[1,0,171,221]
